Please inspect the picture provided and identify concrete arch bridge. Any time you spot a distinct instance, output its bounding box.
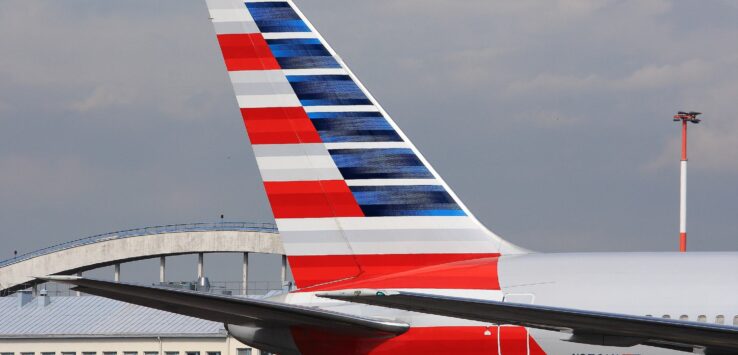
[0,222,283,296]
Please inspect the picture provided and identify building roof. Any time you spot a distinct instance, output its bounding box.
[0,294,227,338]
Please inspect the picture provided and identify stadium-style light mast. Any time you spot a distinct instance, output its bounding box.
[672,111,702,252]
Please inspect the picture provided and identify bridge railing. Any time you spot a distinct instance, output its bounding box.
[16,280,289,297]
[7,280,289,297]
[0,222,278,268]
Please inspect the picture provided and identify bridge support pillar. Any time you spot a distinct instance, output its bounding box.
[76,272,81,297]
[242,252,249,295]
[159,256,166,283]
[281,255,287,287]
[114,263,120,282]
[197,253,204,279]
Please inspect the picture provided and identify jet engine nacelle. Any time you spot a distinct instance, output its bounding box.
[226,323,301,355]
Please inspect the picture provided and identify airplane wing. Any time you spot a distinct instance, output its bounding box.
[320,289,738,353]
[38,276,408,337]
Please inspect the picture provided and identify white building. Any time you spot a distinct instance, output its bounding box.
[0,292,270,355]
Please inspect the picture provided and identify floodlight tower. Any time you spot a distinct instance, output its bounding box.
[672,111,702,252]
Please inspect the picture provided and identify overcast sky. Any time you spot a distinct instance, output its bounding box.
[1,1,737,284]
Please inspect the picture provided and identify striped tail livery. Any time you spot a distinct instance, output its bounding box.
[207,0,525,291]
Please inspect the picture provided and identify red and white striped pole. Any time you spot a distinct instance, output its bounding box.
[679,119,688,252]
[673,111,701,252]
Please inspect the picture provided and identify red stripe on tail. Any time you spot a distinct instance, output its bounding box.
[217,33,280,71]
[265,180,364,219]
[241,107,321,144]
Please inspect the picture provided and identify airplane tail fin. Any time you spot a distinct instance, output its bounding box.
[205,0,526,289]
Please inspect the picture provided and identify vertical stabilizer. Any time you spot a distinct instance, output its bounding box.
[205,0,526,289]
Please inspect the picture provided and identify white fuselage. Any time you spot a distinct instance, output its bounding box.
[499,252,738,354]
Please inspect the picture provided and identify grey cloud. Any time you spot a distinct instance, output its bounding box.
[504,58,719,95]
[618,59,714,90]
[0,0,227,122]
[0,156,100,205]
[69,85,137,112]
